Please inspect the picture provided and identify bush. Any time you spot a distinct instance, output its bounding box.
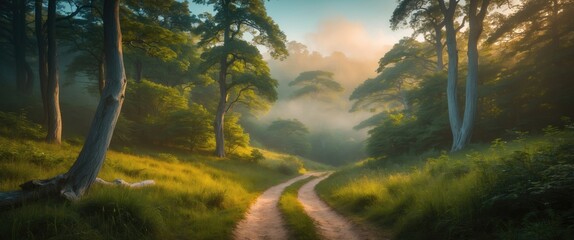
[248,149,265,164]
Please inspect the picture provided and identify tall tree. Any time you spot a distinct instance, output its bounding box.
[44,0,62,144]
[36,1,95,143]
[0,0,127,204]
[194,0,287,157]
[438,0,494,151]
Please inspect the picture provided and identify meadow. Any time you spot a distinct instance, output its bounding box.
[0,112,324,240]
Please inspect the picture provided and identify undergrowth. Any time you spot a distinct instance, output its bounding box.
[317,128,574,240]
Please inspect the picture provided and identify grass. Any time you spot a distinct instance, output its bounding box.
[317,128,574,240]
[279,177,321,240]
[0,129,303,240]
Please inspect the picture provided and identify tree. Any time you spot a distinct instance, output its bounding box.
[35,0,92,144]
[438,0,495,151]
[265,119,310,155]
[44,0,62,144]
[288,70,343,101]
[194,0,287,157]
[0,0,127,204]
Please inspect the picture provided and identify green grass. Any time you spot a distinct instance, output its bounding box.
[0,133,299,240]
[279,177,321,240]
[317,129,574,240]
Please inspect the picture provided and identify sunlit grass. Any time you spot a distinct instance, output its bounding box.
[0,136,295,240]
[317,130,574,239]
[279,177,321,240]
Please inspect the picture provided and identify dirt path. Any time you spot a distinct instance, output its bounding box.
[233,173,322,240]
[298,174,385,240]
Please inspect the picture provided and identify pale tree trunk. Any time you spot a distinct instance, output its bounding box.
[452,0,490,151]
[0,0,127,205]
[45,0,62,144]
[35,0,49,125]
[439,0,462,151]
[13,0,34,94]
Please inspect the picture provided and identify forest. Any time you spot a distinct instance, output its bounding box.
[0,0,573,239]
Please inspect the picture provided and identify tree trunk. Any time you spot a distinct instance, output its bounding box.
[214,0,231,158]
[452,0,489,151]
[0,0,127,205]
[36,0,49,126]
[439,0,463,151]
[45,0,62,144]
[61,0,127,199]
[13,0,33,94]
[214,82,227,157]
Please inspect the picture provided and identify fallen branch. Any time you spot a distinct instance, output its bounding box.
[95,178,155,188]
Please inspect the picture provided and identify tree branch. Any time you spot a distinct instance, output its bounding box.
[225,85,253,113]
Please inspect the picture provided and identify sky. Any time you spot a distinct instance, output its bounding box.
[190,0,412,60]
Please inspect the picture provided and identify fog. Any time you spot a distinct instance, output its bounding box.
[258,16,392,141]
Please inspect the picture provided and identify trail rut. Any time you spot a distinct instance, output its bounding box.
[233,173,315,240]
[298,174,385,240]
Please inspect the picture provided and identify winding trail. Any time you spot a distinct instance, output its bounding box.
[233,173,321,240]
[298,173,385,240]
[233,172,385,240]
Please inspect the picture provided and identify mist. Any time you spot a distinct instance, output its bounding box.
[244,17,394,164]
[259,17,391,136]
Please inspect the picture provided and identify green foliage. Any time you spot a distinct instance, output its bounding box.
[224,114,250,154]
[247,149,265,164]
[279,177,321,240]
[162,104,214,151]
[116,80,253,153]
[289,70,343,100]
[264,119,310,156]
[276,156,305,175]
[0,111,44,140]
[318,132,574,239]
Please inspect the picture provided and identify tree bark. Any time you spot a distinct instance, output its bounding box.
[45,0,62,144]
[13,0,34,94]
[0,0,127,205]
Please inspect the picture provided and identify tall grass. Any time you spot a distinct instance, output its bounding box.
[0,133,297,240]
[317,129,574,239]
